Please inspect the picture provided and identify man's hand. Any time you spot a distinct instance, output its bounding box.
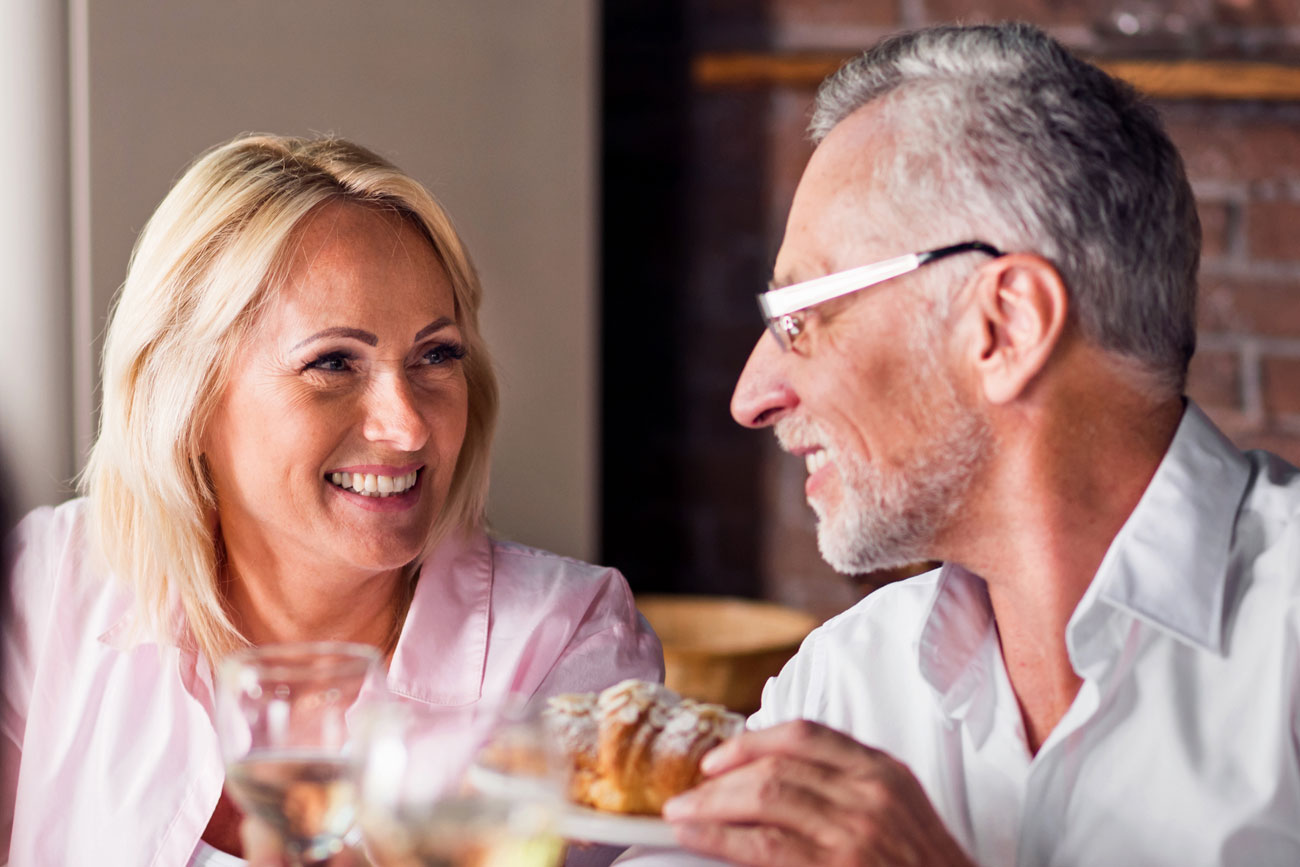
[661,720,976,867]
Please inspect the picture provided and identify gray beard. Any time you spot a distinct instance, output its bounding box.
[779,358,990,576]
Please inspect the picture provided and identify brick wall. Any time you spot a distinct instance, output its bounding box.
[1168,105,1300,463]
[601,1,1300,621]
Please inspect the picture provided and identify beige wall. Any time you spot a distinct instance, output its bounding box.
[64,1,598,556]
[0,2,74,511]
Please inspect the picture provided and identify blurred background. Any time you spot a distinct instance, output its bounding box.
[3,0,1300,630]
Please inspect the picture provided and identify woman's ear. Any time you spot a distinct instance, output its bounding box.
[969,254,1069,405]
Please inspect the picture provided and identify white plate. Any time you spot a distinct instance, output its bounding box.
[467,765,677,847]
[556,803,677,848]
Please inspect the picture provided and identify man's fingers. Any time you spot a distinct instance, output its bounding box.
[702,720,885,778]
[666,720,975,867]
[666,751,897,863]
[668,753,840,826]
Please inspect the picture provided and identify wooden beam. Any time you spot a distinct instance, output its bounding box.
[1104,59,1300,101]
[692,51,1300,101]
[696,51,837,90]
[693,52,843,90]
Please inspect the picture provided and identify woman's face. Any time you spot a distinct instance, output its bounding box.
[204,201,470,581]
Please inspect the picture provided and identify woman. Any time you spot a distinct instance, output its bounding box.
[0,134,662,864]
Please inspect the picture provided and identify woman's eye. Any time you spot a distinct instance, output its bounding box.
[304,351,353,373]
[423,342,467,366]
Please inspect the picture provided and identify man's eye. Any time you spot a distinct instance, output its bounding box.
[304,352,353,372]
[423,342,467,366]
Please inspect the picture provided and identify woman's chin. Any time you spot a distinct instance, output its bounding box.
[304,523,429,579]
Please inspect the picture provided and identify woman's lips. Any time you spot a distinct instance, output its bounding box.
[325,466,424,511]
[327,469,419,497]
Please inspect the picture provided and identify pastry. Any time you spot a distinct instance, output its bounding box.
[544,679,745,815]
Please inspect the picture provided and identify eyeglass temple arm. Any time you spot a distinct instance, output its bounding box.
[757,253,923,320]
[916,241,1004,265]
[758,241,1005,321]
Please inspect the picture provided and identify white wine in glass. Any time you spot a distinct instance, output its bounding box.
[354,698,567,867]
[216,641,386,864]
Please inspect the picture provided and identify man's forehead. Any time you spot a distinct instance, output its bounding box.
[773,113,904,287]
[770,224,898,289]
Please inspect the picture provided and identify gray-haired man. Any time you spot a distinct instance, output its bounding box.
[619,20,1300,867]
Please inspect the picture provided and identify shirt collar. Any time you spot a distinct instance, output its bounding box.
[100,529,495,710]
[915,400,1250,727]
[97,587,185,651]
[917,562,1000,742]
[385,526,493,706]
[1077,400,1250,657]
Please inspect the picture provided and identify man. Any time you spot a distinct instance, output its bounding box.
[619,21,1300,867]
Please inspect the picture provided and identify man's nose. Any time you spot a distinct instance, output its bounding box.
[730,331,798,428]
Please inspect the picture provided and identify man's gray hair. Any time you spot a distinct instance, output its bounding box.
[812,22,1200,395]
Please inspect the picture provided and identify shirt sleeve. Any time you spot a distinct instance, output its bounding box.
[533,565,665,700]
[746,626,821,731]
[1,506,62,857]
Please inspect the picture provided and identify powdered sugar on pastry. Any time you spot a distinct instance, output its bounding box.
[543,679,745,816]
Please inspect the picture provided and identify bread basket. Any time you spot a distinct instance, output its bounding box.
[635,595,820,714]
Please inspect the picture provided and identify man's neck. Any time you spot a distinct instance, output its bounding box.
[947,377,1184,753]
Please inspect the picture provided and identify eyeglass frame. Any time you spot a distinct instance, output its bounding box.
[757,241,1004,350]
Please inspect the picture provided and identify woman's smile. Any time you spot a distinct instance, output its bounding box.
[325,465,424,510]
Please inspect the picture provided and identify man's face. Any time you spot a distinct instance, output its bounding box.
[730,106,991,574]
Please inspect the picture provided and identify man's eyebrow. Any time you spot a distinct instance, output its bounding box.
[290,327,377,352]
[413,317,457,342]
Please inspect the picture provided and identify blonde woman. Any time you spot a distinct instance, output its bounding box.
[1,135,662,865]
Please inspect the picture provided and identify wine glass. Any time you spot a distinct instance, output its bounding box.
[215,641,387,865]
[352,696,568,867]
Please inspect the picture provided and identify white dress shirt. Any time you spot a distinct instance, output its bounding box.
[621,402,1300,866]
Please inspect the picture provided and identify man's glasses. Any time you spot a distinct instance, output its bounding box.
[757,241,1004,350]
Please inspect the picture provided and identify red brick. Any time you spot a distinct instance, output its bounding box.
[1261,355,1300,415]
[1197,200,1231,260]
[1247,200,1300,262]
[1186,348,1242,411]
[1210,0,1300,30]
[1166,117,1300,184]
[921,0,1107,29]
[770,0,899,33]
[1198,276,1300,337]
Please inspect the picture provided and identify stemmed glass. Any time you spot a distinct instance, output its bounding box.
[215,641,387,865]
[352,697,569,867]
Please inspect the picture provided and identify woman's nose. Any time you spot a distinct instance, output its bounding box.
[363,374,431,451]
[730,332,798,429]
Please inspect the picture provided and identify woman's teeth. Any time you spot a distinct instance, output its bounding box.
[328,470,418,497]
[805,450,830,475]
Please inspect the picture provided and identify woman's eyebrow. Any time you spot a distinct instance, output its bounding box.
[290,327,377,352]
[413,317,456,342]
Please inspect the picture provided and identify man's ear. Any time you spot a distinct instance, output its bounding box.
[970,254,1068,405]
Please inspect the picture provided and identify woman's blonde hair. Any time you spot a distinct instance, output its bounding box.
[81,134,499,663]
